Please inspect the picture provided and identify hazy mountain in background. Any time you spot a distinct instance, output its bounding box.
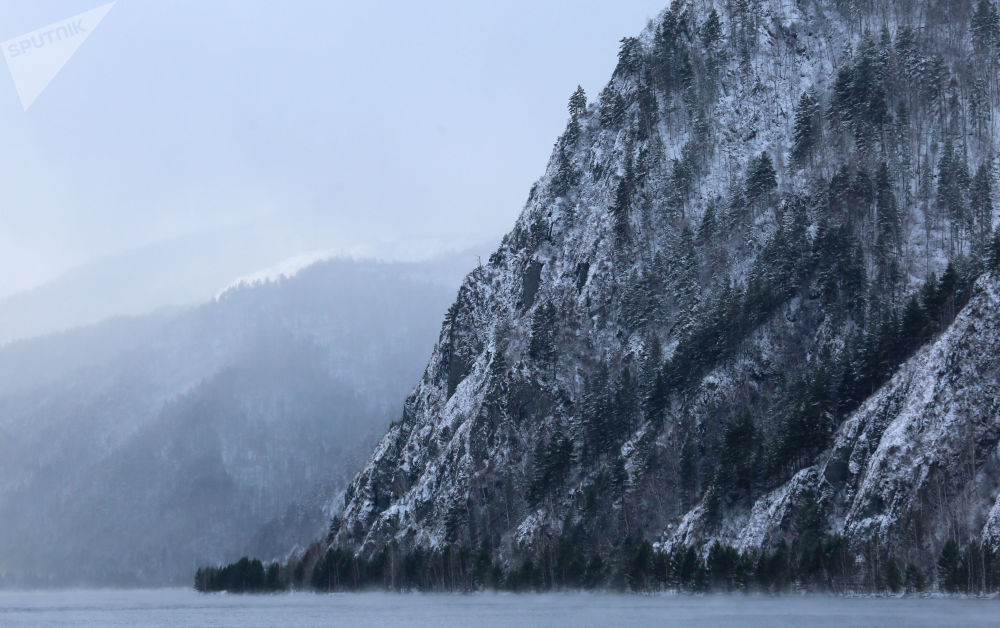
[0,216,495,347]
[0,228,292,346]
[0,251,483,586]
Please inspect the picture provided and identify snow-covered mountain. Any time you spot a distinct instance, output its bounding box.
[303,0,1000,591]
[0,254,471,586]
[670,273,1000,556]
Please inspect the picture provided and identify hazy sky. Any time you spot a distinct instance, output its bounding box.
[0,1,666,298]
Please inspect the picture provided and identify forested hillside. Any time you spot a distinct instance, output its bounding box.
[0,256,464,586]
[204,0,1000,593]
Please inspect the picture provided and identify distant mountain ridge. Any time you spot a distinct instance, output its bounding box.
[0,254,470,586]
[0,223,493,347]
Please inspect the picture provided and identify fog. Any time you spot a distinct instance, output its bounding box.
[0,0,665,324]
[0,254,481,586]
[0,0,680,594]
[1,591,997,627]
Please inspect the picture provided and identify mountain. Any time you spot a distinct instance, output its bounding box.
[0,254,474,586]
[290,0,1000,592]
[0,228,300,347]
[691,273,1000,555]
[0,219,493,347]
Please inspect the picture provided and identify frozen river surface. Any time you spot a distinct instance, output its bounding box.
[0,589,997,627]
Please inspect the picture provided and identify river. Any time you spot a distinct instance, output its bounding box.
[0,588,996,627]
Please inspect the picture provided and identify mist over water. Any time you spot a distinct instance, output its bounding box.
[7,0,1000,618]
[0,590,997,628]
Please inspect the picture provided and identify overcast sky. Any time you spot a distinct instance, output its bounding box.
[0,1,666,299]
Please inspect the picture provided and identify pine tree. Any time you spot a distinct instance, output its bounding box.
[568,86,587,120]
[583,367,613,456]
[849,168,874,226]
[528,301,558,365]
[969,77,991,140]
[486,338,509,405]
[653,10,680,92]
[615,37,642,76]
[612,367,639,441]
[676,46,694,93]
[528,439,549,506]
[971,162,994,250]
[669,157,694,218]
[746,152,777,210]
[938,540,962,592]
[936,140,971,251]
[697,200,715,240]
[678,432,698,507]
[638,334,663,403]
[875,162,900,289]
[701,9,722,49]
[937,262,961,325]
[885,556,903,592]
[905,563,927,592]
[991,228,1000,271]
[901,294,928,350]
[972,0,1000,53]
[925,54,949,123]
[552,146,578,198]
[611,156,635,240]
[701,8,723,74]
[673,225,700,332]
[791,90,821,167]
[716,411,757,497]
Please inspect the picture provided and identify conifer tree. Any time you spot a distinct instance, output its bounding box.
[616,37,642,76]
[701,9,722,49]
[552,146,578,197]
[792,90,821,167]
[938,540,962,592]
[746,152,777,210]
[971,161,994,250]
[678,431,698,507]
[875,162,900,289]
[990,228,1000,271]
[885,556,903,592]
[611,156,635,240]
[936,140,971,251]
[697,199,718,244]
[674,225,700,329]
[529,301,558,365]
[972,0,1000,53]
[568,85,587,120]
[612,367,639,440]
[717,411,757,497]
[669,157,694,218]
[905,563,927,592]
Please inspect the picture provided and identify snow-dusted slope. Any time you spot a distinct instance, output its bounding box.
[690,274,1000,567]
[327,0,1000,577]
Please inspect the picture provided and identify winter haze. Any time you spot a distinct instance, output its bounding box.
[6,0,1000,619]
[0,0,670,588]
[0,0,665,342]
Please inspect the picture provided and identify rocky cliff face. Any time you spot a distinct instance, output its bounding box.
[668,273,1000,564]
[329,0,1000,578]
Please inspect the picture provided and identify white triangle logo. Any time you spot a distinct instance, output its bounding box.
[2,2,116,111]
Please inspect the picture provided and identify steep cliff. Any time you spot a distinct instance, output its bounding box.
[321,0,1000,588]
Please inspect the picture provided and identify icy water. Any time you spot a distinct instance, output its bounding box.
[0,589,997,627]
